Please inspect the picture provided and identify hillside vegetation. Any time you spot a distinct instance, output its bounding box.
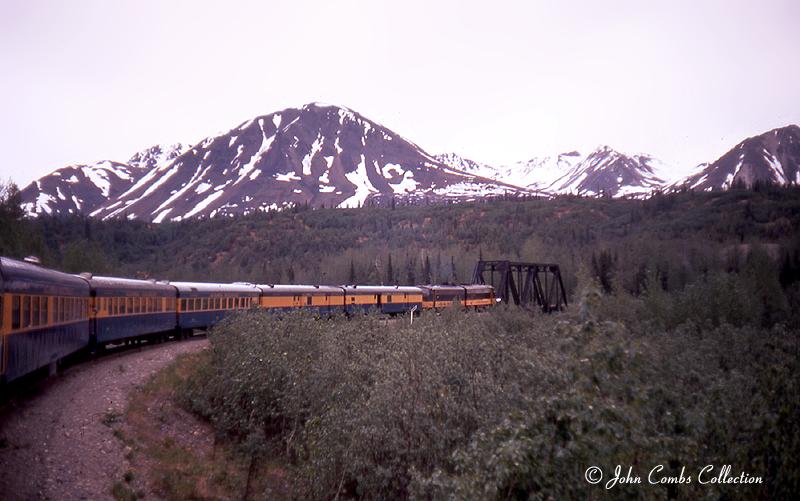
[2,186,800,302]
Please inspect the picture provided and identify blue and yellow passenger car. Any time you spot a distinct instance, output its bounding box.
[78,274,178,346]
[342,285,424,314]
[173,281,260,330]
[0,257,90,383]
[258,284,345,315]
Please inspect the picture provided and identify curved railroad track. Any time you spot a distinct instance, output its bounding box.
[0,336,208,500]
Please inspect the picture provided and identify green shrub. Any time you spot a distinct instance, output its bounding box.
[181,303,799,499]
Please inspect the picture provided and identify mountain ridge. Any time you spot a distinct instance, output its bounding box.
[18,105,799,220]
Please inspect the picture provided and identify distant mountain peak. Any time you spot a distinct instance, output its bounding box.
[78,104,527,221]
[679,124,800,191]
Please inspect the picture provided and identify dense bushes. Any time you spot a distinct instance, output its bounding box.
[181,296,799,499]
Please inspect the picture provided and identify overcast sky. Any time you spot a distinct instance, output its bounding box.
[1,0,799,187]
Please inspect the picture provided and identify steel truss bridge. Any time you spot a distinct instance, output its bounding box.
[471,260,567,312]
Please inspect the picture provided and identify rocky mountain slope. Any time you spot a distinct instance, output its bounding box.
[85,103,527,221]
[677,125,800,190]
[20,144,185,217]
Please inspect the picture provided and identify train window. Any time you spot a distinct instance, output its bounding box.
[350,296,356,303]
[53,297,59,323]
[12,295,20,330]
[57,297,63,322]
[386,295,392,303]
[149,297,155,313]
[42,297,49,325]
[31,296,40,327]
[22,296,30,328]
[306,296,312,306]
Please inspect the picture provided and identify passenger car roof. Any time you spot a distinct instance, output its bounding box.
[257,284,344,294]
[78,275,176,293]
[169,282,261,294]
[342,285,424,294]
[0,256,89,294]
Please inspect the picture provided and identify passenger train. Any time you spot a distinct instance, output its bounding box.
[0,256,495,384]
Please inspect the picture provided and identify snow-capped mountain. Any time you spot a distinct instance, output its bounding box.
[20,103,799,222]
[88,103,527,221]
[677,125,800,191]
[127,143,187,172]
[547,147,666,197]
[436,148,667,197]
[20,144,187,217]
[435,152,584,190]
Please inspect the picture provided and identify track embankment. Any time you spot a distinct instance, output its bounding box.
[0,337,209,500]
